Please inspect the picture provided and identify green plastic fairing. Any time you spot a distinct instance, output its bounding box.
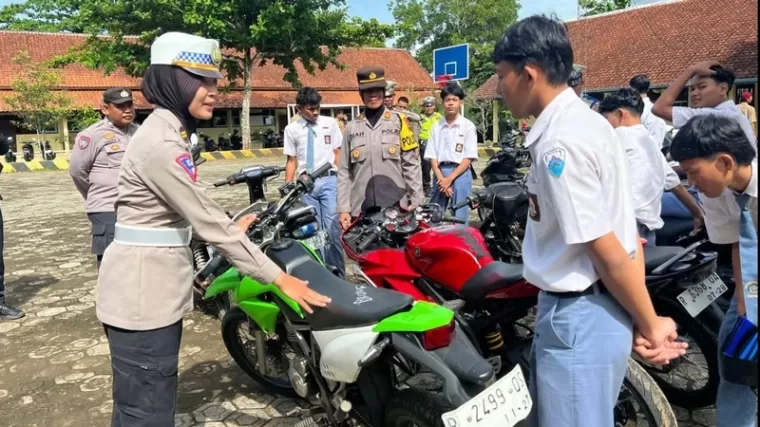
[373,301,454,333]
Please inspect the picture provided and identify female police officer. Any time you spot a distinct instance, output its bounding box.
[96,32,330,426]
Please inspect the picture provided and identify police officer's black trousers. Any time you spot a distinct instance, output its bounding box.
[89,212,116,271]
[105,321,182,427]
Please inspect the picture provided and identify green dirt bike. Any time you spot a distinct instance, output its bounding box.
[195,163,533,427]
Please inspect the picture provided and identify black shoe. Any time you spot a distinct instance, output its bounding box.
[0,303,25,320]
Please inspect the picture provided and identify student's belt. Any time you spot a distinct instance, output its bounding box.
[113,223,192,247]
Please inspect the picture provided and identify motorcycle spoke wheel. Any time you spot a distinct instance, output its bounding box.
[221,308,296,396]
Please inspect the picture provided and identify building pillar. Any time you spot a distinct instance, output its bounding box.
[491,99,500,144]
[227,109,233,133]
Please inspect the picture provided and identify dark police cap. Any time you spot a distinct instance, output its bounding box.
[103,88,133,105]
[356,67,387,91]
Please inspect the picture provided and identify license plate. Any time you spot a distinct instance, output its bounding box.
[302,229,330,250]
[441,365,532,427]
[677,272,728,317]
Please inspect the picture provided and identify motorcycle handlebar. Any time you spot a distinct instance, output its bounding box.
[443,214,466,224]
[357,231,379,252]
[217,165,286,187]
[309,163,333,182]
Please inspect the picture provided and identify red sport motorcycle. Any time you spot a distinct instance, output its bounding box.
[341,204,677,426]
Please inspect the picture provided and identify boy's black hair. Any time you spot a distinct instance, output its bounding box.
[670,115,756,166]
[698,65,735,89]
[296,87,322,107]
[491,15,574,86]
[440,82,466,100]
[397,96,410,104]
[597,88,645,116]
[629,74,650,94]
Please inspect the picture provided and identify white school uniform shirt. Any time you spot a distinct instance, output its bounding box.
[423,114,478,164]
[616,124,681,231]
[672,101,758,244]
[283,115,343,176]
[641,97,668,149]
[522,88,639,293]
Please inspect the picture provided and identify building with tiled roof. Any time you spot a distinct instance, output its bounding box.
[474,0,758,141]
[0,31,437,151]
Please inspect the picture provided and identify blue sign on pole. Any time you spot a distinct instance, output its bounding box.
[433,43,469,83]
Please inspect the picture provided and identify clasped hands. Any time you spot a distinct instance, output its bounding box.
[633,316,688,365]
[437,176,454,198]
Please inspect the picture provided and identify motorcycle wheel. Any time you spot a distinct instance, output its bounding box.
[384,389,454,427]
[221,307,297,397]
[642,298,720,409]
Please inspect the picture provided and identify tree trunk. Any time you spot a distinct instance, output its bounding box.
[241,50,253,150]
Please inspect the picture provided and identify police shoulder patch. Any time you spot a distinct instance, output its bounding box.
[542,148,566,178]
[175,153,198,182]
[77,135,91,150]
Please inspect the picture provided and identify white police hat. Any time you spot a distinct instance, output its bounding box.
[150,32,223,79]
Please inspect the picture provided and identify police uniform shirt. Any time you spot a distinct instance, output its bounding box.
[522,88,638,292]
[672,101,758,244]
[337,109,423,216]
[283,115,342,176]
[641,97,668,149]
[616,124,680,231]
[69,118,140,213]
[423,115,478,164]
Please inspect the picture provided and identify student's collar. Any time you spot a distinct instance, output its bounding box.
[443,114,462,127]
[524,88,577,148]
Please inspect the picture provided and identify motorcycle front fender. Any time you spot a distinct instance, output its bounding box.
[204,267,240,300]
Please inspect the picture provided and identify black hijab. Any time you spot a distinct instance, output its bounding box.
[142,65,203,134]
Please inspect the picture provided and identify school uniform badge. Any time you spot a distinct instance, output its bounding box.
[325,135,331,145]
[455,143,463,153]
[175,153,198,182]
[77,135,91,150]
[543,148,566,178]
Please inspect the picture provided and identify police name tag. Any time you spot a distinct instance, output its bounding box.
[441,365,531,427]
[677,272,728,317]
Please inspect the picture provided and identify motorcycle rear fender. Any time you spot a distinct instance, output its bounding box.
[390,331,491,407]
[373,301,454,333]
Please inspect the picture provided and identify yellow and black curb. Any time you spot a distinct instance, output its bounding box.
[1,148,500,173]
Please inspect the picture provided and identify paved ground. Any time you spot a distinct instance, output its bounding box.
[0,157,717,426]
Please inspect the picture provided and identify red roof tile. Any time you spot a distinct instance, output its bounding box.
[0,31,436,109]
[474,0,759,99]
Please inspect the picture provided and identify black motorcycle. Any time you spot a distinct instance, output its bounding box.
[230,129,243,150]
[217,133,232,151]
[199,132,218,152]
[462,178,725,409]
[22,142,34,161]
[262,129,284,148]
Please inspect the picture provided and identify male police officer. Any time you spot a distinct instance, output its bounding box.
[338,68,423,229]
[70,88,139,270]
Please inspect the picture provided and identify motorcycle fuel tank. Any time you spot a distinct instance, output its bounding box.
[405,225,494,292]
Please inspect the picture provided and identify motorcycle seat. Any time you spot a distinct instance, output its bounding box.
[643,246,684,273]
[266,239,414,331]
[458,261,525,300]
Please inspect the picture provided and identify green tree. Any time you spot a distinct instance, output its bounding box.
[579,0,632,16]
[0,0,394,149]
[390,0,519,90]
[69,108,102,131]
[3,51,71,138]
